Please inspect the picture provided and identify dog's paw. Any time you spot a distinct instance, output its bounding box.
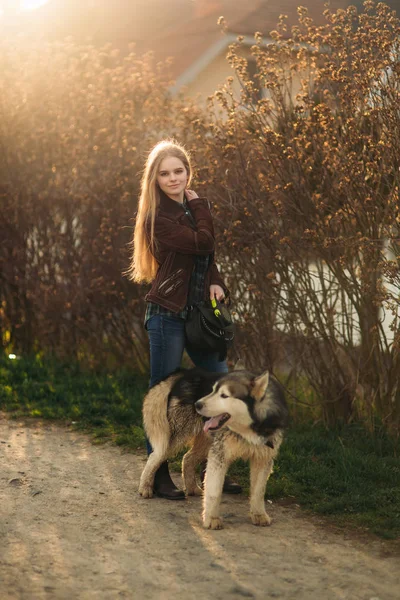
[139,485,153,499]
[186,485,203,497]
[203,515,224,530]
[250,512,272,527]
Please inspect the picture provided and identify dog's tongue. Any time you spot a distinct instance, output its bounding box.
[204,414,225,433]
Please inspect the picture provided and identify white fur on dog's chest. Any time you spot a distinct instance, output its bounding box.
[211,428,281,462]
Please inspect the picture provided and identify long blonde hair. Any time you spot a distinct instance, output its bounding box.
[128,140,192,283]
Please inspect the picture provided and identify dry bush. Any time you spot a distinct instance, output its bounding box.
[194,1,400,432]
[0,38,201,371]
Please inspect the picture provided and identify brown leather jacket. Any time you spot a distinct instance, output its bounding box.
[145,190,228,312]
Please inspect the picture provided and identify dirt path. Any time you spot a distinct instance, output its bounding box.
[1,416,399,600]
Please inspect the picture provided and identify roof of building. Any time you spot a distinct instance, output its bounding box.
[228,0,349,35]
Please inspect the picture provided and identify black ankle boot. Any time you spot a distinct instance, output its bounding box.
[200,462,242,495]
[154,461,185,500]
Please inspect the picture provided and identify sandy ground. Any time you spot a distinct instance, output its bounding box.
[1,416,399,600]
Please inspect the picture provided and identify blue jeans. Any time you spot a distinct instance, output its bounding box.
[145,314,228,453]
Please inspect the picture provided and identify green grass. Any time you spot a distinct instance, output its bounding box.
[1,353,399,540]
[0,353,148,448]
[229,423,400,539]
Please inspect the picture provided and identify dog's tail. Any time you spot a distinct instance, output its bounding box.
[142,375,180,456]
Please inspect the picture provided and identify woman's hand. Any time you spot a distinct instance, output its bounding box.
[210,284,225,302]
[185,189,199,201]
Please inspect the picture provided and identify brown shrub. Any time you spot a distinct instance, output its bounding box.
[194,1,400,432]
[0,39,202,371]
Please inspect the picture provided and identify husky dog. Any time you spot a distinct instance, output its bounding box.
[139,365,288,529]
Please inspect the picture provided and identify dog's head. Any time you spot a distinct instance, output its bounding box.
[194,367,288,444]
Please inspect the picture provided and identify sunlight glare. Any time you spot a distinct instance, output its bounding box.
[21,0,49,10]
[0,0,49,15]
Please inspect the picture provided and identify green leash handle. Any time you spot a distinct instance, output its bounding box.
[211,298,222,318]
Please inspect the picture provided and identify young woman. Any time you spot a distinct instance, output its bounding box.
[129,139,241,499]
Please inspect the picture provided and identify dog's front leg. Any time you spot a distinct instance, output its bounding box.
[202,445,228,530]
[249,456,274,526]
[182,434,210,496]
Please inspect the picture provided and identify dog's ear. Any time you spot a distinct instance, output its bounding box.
[233,359,246,371]
[251,370,269,401]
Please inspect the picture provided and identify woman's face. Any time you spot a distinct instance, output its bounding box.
[156,156,188,203]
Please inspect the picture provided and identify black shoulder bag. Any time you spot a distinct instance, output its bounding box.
[185,298,235,361]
